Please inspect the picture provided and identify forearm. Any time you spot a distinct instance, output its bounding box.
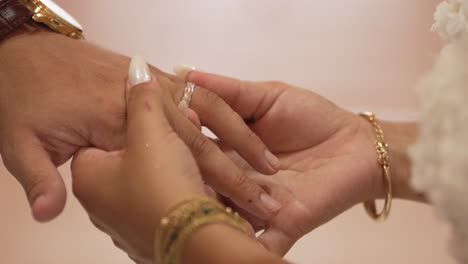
[182,224,286,264]
[380,121,426,202]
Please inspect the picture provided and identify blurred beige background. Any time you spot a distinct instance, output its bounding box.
[0,0,454,263]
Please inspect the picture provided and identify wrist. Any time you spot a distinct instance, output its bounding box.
[0,20,50,50]
[380,121,425,202]
[182,223,282,264]
[0,27,48,100]
[0,23,57,76]
[155,189,208,222]
[361,117,425,202]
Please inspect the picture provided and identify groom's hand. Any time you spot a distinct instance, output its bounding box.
[0,30,281,222]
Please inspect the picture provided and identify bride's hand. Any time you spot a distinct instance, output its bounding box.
[125,58,283,222]
[179,69,383,256]
[71,67,209,263]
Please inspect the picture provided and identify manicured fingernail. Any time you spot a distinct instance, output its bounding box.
[129,56,152,86]
[173,64,196,79]
[260,193,282,213]
[265,150,280,169]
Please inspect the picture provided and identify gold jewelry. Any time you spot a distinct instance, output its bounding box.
[359,112,392,222]
[21,0,84,39]
[155,198,247,264]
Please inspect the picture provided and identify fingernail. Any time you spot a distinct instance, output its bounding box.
[173,64,196,79]
[129,56,152,86]
[260,193,282,213]
[265,150,280,169]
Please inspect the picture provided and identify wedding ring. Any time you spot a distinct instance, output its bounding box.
[180,82,195,108]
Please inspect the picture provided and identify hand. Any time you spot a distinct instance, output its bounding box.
[178,69,383,255]
[0,30,279,222]
[71,69,210,263]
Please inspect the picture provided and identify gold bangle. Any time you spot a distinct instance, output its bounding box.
[154,197,248,264]
[359,112,392,222]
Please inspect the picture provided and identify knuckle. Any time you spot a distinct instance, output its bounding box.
[267,81,286,88]
[89,216,106,232]
[127,83,159,105]
[231,171,250,190]
[0,156,16,178]
[107,101,127,124]
[112,238,125,250]
[159,75,182,99]
[201,89,222,107]
[243,129,262,145]
[24,174,48,201]
[231,81,246,109]
[190,134,213,157]
[0,146,14,168]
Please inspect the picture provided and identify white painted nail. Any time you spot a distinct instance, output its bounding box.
[129,56,152,86]
[173,64,196,79]
[260,193,282,213]
[265,150,280,169]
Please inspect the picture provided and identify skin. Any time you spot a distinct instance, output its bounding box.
[182,70,424,255]
[0,26,280,222]
[0,26,423,261]
[71,76,286,264]
[72,68,422,263]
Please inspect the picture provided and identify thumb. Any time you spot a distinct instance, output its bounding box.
[71,147,120,208]
[126,56,183,157]
[2,135,66,222]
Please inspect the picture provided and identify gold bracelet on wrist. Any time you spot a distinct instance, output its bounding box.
[154,197,248,264]
[359,112,392,222]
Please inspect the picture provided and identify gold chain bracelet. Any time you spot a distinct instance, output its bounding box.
[154,197,248,264]
[359,112,392,222]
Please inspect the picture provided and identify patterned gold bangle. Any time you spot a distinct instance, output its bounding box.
[154,197,248,264]
[359,112,392,222]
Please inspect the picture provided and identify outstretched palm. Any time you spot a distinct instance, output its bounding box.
[187,73,381,255]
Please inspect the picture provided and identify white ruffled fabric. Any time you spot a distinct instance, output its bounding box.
[410,1,468,262]
[432,0,468,43]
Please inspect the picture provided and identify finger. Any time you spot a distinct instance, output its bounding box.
[180,105,202,131]
[220,196,266,232]
[1,133,66,222]
[235,173,305,256]
[165,102,282,220]
[126,57,178,156]
[71,147,121,210]
[257,227,296,256]
[175,67,283,120]
[149,65,180,83]
[191,86,280,174]
[112,238,125,250]
[171,74,279,174]
[126,57,205,201]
